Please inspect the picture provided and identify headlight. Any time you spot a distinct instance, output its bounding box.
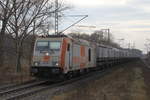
[34,62,39,66]
[45,52,50,56]
[52,62,59,66]
[55,63,59,66]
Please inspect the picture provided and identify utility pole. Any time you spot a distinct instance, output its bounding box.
[101,29,110,43]
[132,42,135,49]
[55,0,59,35]
[117,38,124,47]
[145,39,150,55]
[108,29,110,43]
[128,43,131,49]
[145,44,149,54]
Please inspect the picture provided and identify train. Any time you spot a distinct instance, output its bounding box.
[30,35,142,79]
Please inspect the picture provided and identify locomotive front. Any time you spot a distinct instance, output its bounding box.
[31,36,63,78]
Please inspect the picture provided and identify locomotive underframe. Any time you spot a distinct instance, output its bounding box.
[31,66,63,79]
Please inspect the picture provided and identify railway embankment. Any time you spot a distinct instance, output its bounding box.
[51,61,149,100]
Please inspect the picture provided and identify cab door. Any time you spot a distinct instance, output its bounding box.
[65,41,73,72]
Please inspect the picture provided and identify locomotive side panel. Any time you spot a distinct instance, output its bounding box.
[72,43,81,71]
[70,40,96,71]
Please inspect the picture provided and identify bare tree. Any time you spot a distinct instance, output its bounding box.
[0,0,68,72]
[0,0,17,67]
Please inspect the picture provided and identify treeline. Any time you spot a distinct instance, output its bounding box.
[68,31,120,48]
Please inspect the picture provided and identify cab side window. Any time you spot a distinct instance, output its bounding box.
[88,48,91,62]
[67,44,70,51]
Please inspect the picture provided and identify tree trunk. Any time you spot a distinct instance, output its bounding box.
[16,51,21,73]
[16,40,24,73]
[0,21,7,67]
[0,40,4,67]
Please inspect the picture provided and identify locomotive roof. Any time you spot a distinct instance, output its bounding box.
[38,34,67,38]
[37,35,92,46]
[98,44,119,50]
[37,35,141,52]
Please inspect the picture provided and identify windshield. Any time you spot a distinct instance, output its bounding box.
[36,41,61,51]
[50,42,61,50]
[36,41,49,50]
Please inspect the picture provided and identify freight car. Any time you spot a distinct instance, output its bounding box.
[30,35,142,79]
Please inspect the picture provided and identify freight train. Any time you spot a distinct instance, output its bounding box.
[30,35,142,79]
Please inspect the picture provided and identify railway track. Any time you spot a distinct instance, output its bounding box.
[0,80,38,92]
[0,80,49,100]
[0,84,17,91]
[0,66,118,100]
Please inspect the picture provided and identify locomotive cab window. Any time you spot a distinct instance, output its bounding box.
[36,41,61,51]
[50,42,61,50]
[36,41,49,50]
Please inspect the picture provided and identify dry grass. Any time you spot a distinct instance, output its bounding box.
[130,68,147,100]
[0,59,33,84]
[52,62,149,100]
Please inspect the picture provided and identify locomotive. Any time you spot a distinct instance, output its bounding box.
[30,35,142,79]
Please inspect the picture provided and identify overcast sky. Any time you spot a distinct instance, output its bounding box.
[60,0,150,53]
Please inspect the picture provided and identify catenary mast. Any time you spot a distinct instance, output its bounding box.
[55,0,59,35]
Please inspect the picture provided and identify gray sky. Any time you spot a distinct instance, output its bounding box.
[60,0,150,53]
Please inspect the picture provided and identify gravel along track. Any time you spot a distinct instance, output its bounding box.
[0,80,49,100]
